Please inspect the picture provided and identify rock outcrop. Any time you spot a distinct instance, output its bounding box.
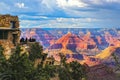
[86,64,119,80]
[48,32,97,53]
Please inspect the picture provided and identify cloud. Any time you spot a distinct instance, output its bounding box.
[19,15,49,19]
[15,3,27,8]
[55,0,120,12]
[84,0,120,5]
[83,0,120,9]
[106,0,120,3]
[20,17,103,28]
[56,0,88,8]
[41,0,57,11]
[20,15,120,28]
[1,0,120,28]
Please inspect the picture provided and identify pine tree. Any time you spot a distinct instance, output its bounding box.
[29,43,43,62]
[69,61,86,80]
[0,45,34,80]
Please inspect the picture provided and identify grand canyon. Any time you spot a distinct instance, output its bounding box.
[21,28,120,67]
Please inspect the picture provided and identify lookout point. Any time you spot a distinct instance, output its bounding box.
[0,14,20,58]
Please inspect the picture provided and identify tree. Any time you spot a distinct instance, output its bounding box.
[0,43,87,80]
[0,45,34,80]
[69,61,86,80]
[59,53,66,66]
[58,67,72,80]
[0,45,8,80]
[0,45,6,63]
[44,64,56,78]
[58,53,72,80]
[0,43,57,80]
[29,42,43,62]
[58,54,86,80]
[58,61,86,80]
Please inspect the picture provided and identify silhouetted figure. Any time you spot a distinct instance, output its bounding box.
[29,37,32,42]
[32,38,36,42]
[25,38,28,43]
[20,37,24,42]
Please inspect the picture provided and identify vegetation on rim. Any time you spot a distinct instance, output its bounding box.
[0,43,86,80]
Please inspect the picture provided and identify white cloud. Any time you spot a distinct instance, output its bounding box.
[87,0,103,5]
[20,17,102,28]
[19,15,49,19]
[56,17,100,23]
[85,18,99,22]
[86,0,120,5]
[55,0,120,8]
[40,0,58,13]
[56,0,88,8]
[15,3,27,8]
[106,0,120,3]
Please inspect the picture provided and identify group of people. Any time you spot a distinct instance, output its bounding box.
[20,37,36,43]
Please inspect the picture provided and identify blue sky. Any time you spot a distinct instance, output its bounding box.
[0,0,120,28]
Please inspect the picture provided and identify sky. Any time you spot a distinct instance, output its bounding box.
[0,0,120,28]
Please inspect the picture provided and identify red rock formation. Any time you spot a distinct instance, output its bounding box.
[80,31,96,49]
[96,36,102,44]
[48,32,82,53]
[49,31,97,52]
[83,55,101,66]
[105,32,120,46]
